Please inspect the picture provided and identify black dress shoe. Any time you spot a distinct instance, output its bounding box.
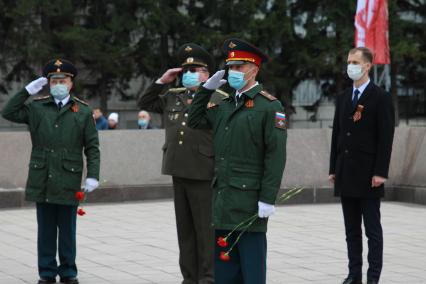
[37,278,56,284]
[60,278,79,284]
[342,277,363,284]
[367,281,378,284]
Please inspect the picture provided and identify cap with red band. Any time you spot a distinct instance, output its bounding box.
[223,38,269,67]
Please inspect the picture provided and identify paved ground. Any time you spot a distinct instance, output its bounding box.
[0,201,425,284]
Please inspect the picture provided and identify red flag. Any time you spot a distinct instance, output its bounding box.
[355,0,390,64]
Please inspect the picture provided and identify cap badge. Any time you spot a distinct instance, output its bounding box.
[56,68,61,72]
[54,59,63,67]
[186,57,194,63]
[185,46,192,52]
[229,42,237,48]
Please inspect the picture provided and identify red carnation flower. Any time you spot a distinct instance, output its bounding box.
[219,252,230,262]
[75,191,85,201]
[217,237,228,248]
[77,208,86,216]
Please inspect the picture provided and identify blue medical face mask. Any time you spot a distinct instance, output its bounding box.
[50,84,69,100]
[228,70,248,90]
[182,71,201,88]
[138,119,148,128]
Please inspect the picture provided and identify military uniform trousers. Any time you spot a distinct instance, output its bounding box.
[214,229,267,284]
[341,197,383,282]
[36,202,78,279]
[173,177,214,284]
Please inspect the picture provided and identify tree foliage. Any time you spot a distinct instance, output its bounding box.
[0,0,424,114]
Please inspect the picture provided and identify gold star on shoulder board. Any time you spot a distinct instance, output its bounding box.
[54,59,63,67]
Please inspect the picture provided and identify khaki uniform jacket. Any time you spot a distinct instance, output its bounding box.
[138,83,228,181]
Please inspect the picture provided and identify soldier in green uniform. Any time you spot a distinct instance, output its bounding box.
[138,43,228,284]
[188,39,287,284]
[1,59,100,284]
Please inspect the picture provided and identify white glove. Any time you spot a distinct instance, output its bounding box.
[203,70,227,90]
[84,178,99,193]
[25,77,48,95]
[258,201,276,218]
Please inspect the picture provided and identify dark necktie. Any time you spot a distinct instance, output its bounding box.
[58,102,63,109]
[352,89,360,108]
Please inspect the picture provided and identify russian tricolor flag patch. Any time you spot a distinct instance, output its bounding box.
[275,112,286,129]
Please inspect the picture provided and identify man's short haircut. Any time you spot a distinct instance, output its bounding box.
[349,47,374,63]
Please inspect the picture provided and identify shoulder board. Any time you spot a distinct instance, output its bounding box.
[259,90,277,101]
[73,96,88,105]
[215,89,229,98]
[168,87,187,93]
[33,95,50,101]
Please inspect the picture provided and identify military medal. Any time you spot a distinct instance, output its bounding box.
[245,99,254,108]
[275,112,286,129]
[71,102,79,113]
[353,105,364,122]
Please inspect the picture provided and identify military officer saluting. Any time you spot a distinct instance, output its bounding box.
[2,59,100,284]
[188,38,287,284]
[138,43,228,284]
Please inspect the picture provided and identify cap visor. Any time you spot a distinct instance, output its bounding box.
[49,74,67,79]
[226,60,247,66]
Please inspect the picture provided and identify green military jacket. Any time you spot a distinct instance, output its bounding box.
[188,84,287,232]
[1,89,100,206]
[138,83,228,181]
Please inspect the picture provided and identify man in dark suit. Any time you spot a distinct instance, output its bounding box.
[329,47,395,284]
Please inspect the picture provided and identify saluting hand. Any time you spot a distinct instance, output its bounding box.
[157,68,183,84]
[25,77,48,95]
[203,70,227,90]
[371,176,386,188]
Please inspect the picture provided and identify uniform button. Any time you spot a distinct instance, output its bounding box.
[225,126,229,131]
[71,168,74,172]
[48,174,52,178]
[50,149,54,153]
[179,141,183,145]
[182,122,186,126]
[34,165,37,168]
[242,184,246,188]
[220,157,224,160]
[184,113,188,117]
[54,124,58,128]
[180,131,184,135]
[345,150,349,154]
[346,132,351,136]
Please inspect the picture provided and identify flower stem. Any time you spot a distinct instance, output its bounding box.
[225,213,258,239]
[226,216,258,254]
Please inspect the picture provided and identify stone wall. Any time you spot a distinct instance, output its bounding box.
[0,127,425,207]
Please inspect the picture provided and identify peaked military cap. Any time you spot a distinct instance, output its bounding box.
[177,43,214,71]
[222,38,269,66]
[43,59,77,79]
